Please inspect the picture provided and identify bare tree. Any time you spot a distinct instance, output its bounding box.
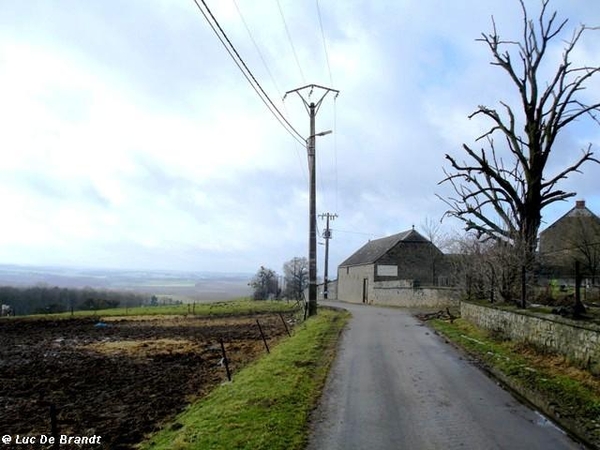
[449,233,525,303]
[419,218,452,286]
[440,0,600,272]
[420,217,453,252]
[249,266,279,300]
[570,217,600,284]
[446,234,489,300]
[283,257,309,300]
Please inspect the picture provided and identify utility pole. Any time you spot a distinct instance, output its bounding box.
[319,213,337,300]
[284,84,339,316]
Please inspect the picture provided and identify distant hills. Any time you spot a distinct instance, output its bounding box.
[0,264,253,301]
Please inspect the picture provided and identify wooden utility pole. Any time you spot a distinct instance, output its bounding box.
[319,212,337,299]
[284,84,339,316]
[574,260,586,317]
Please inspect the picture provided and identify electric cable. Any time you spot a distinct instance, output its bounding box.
[331,228,379,237]
[230,0,308,182]
[192,0,306,146]
[333,96,338,211]
[276,0,306,84]
[315,0,333,86]
[232,0,282,98]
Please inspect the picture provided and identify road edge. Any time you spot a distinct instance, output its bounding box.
[428,323,598,450]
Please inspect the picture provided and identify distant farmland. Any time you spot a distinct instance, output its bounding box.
[0,264,252,302]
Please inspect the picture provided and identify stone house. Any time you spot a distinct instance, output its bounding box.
[337,228,452,304]
[539,200,600,283]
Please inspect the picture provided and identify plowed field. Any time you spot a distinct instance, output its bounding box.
[0,313,294,449]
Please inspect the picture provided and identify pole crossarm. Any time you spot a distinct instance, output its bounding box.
[284,85,340,130]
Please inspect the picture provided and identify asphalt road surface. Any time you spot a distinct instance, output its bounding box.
[307,301,585,450]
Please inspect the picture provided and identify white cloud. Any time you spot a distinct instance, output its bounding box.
[0,0,599,275]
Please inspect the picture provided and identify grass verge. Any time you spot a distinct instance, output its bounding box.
[139,308,350,450]
[429,318,600,448]
[12,299,297,320]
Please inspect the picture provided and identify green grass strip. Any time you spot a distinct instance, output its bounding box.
[140,308,349,450]
[15,299,297,319]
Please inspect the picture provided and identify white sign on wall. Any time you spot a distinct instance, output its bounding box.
[377,265,398,277]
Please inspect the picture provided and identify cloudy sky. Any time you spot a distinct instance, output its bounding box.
[1,0,599,276]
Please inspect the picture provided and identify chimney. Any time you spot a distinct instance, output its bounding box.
[576,200,586,209]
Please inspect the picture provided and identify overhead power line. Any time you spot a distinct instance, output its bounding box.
[333,96,338,211]
[276,0,306,84]
[231,0,308,182]
[315,0,334,86]
[332,228,378,237]
[314,0,338,210]
[231,0,282,97]
[192,0,305,146]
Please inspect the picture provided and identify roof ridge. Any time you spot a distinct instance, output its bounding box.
[541,202,600,233]
[338,228,428,267]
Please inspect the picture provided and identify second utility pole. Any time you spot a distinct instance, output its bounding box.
[284,84,339,317]
[319,212,337,300]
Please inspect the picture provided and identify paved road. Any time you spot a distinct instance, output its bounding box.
[307,301,584,450]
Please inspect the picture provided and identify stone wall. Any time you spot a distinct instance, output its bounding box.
[338,263,459,306]
[461,301,600,374]
[372,283,458,307]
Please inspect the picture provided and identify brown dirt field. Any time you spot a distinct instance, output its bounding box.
[0,313,295,449]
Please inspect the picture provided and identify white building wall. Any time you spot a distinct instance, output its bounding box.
[337,265,374,303]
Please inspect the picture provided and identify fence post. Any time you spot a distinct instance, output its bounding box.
[490,270,495,304]
[278,313,291,337]
[219,338,231,381]
[50,404,59,450]
[574,260,586,317]
[256,319,270,353]
[521,265,527,309]
[466,274,472,301]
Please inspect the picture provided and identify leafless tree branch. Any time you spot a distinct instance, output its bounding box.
[439,0,600,278]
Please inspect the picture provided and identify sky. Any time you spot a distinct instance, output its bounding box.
[0,0,599,277]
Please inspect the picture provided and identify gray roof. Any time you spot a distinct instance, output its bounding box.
[540,201,600,235]
[339,229,428,267]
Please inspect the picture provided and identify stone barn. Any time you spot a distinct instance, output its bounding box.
[337,228,454,306]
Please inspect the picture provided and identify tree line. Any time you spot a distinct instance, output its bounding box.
[0,285,151,316]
